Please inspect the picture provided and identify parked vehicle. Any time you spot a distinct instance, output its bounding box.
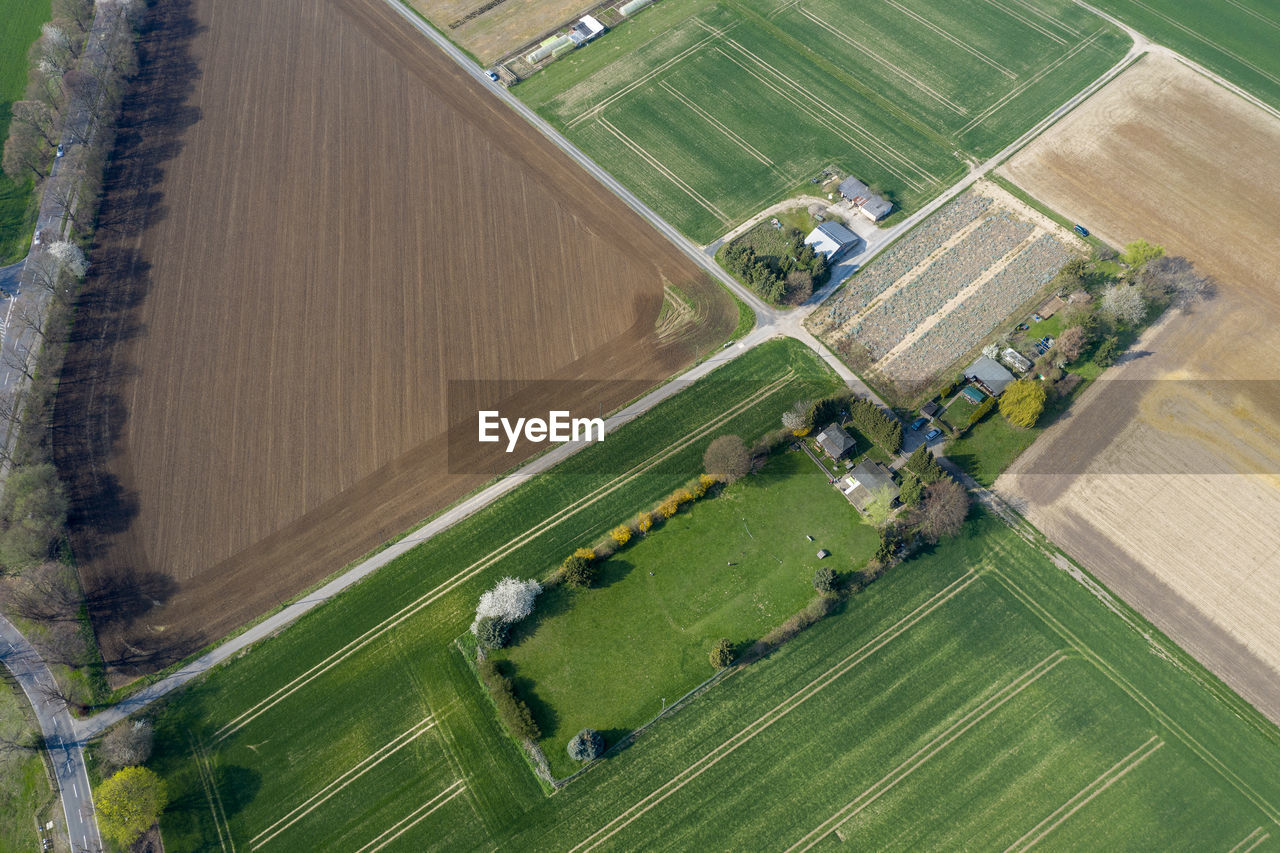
[56,143,64,158]
[924,428,942,442]
[910,417,928,431]
[486,70,499,81]
[1073,224,1089,237]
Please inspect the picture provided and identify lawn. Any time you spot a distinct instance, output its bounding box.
[0,0,51,264]
[0,676,58,852]
[139,339,846,851]
[1090,0,1280,109]
[515,0,1128,241]
[494,450,878,777]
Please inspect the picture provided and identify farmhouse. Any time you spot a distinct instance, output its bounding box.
[965,355,1015,396]
[816,423,856,460]
[838,176,893,222]
[841,460,899,512]
[804,222,859,260]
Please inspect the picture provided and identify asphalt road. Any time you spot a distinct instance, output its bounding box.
[1,616,102,853]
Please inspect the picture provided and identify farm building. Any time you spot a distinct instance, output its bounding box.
[568,15,606,45]
[804,221,859,260]
[816,423,856,460]
[838,177,893,222]
[1001,347,1033,373]
[965,355,1015,397]
[841,460,899,512]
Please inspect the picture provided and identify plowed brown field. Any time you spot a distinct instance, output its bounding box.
[995,54,1280,722]
[53,0,733,682]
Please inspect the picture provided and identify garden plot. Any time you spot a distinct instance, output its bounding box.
[812,182,1082,398]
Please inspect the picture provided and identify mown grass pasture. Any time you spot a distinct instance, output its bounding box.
[0,0,51,264]
[516,0,1129,242]
[494,450,879,778]
[137,338,1280,851]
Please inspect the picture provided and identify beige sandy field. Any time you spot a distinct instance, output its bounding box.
[996,53,1280,721]
[408,0,595,64]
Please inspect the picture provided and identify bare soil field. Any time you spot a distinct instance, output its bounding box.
[408,0,591,65]
[996,53,1280,722]
[52,0,733,682]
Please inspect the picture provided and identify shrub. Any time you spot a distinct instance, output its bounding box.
[480,660,541,741]
[572,547,596,561]
[743,595,837,663]
[709,638,735,669]
[1094,336,1120,367]
[562,554,596,589]
[610,524,632,547]
[567,728,605,762]
[967,396,996,427]
[657,497,680,519]
[476,616,511,649]
[812,567,837,594]
[675,488,695,506]
[636,512,653,533]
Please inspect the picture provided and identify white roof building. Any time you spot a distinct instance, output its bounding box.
[804,221,859,260]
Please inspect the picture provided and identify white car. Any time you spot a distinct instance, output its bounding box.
[56,144,65,158]
[32,231,42,246]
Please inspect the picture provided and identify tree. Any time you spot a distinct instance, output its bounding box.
[899,472,924,508]
[1137,255,1216,308]
[703,435,750,483]
[1102,284,1146,325]
[97,766,168,847]
[709,638,735,668]
[475,616,510,650]
[53,0,95,35]
[903,445,943,484]
[917,478,969,544]
[1053,325,1086,365]
[3,120,51,183]
[471,577,541,634]
[0,561,80,623]
[1094,336,1120,367]
[567,728,605,762]
[862,485,895,529]
[812,567,837,594]
[784,269,813,305]
[561,554,595,589]
[48,240,87,278]
[999,379,1046,429]
[0,464,68,571]
[1121,239,1164,268]
[100,721,153,773]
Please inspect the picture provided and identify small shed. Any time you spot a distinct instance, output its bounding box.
[965,355,1015,397]
[961,386,986,405]
[841,461,899,513]
[920,401,941,419]
[1036,294,1067,319]
[1001,347,1033,373]
[817,549,830,559]
[804,221,859,260]
[816,423,856,460]
[569,15,606,44]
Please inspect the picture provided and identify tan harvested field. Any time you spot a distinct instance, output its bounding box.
[408,0,590,65]
[996,53,1280,722]
[53,0,733,681]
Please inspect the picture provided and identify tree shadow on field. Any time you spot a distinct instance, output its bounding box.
[593,558,634,590]
[505,585,574,647]
[506,666,560,743]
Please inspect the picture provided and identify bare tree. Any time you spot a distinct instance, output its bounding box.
[13,300,49,342]
[1052,326,1086,366]
[52,0,95,35]
[9,100,62,148]
[33,24,79,79]
[703,434,751,483]
[33,678,86,715]
[100,720,154,772]
[916,478,969,544]
[2,561,81,623]
[2,121,51,183]
[2,339,38,383]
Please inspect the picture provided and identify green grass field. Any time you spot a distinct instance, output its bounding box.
[516,0,1129,242]
[495,450,878,777]
[0,0,51,264]
[1091,0,1280,109]
[134,336,1280,850]
[0,677,57,852]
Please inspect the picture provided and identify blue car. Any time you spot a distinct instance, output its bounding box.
[924,428,942,442]
[910,417,929,431]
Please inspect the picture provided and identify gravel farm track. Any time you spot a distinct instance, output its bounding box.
[52,0,734,684]
[995,53,1280,723]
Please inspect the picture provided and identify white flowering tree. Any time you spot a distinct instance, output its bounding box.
[1101,284,1146,325]
[471,577,542,634]
[48,240,88,278]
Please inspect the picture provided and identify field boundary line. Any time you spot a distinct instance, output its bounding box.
[881,0,1017,78]
[1123,0,1280,89]
[189,735,235,853]
[716,33,939,187]
[987,564,1280,829]
[797,9,970,114]
[250,716,437,848]
[567,21,735,128]
[1004,735,1163,852]
[1004,0,1082,37]
[786,651,1069,852]
[960,29,1106,135]
[1228,827,1270,853]
[657,80,784,176]
[212,372,798,741]
[597,116,731,222]
[981,0,1067,44]
[568,570,980,852]
[352,780,465,853]
[710,45,928,193]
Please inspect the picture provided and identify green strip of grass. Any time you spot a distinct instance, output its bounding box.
[0,0,52,263]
